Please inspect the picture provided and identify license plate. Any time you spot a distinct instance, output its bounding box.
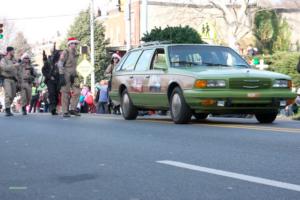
[247,93,260,98]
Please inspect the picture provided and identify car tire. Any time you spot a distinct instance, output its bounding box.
[170,87,192,124]
[194,113,208,120]
[121,89,138,120]
[255,112,278,123]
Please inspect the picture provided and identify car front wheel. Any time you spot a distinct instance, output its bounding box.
[255,112,278,123]
[121,89,138,120]
[170,87,192,124]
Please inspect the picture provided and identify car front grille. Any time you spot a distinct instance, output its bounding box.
[229,78,272,89]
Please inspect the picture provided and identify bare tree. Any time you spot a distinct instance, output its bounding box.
[188,0,275,45]
[11,32,32,59]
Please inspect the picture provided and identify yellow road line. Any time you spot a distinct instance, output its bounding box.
[137,119,300,133]
[203,124,300,133]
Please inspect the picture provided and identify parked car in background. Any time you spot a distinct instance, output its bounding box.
[110,43,296,124]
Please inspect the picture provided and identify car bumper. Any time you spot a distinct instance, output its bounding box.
[184,89,296,114]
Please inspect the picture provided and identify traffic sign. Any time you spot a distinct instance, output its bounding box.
[77,59,94,78]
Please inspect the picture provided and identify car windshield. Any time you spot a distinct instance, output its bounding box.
[168,45,250,68]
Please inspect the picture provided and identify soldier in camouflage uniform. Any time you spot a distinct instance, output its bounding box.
[0,47,19,116]
[19,53,36,115]
[58,37,81,117]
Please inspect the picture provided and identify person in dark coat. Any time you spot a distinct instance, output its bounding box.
[42,48,61,115]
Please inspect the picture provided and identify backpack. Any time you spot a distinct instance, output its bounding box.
[0,57,4,87]
[85,95,94,105]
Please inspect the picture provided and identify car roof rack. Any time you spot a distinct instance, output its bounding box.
[139,41,172,47]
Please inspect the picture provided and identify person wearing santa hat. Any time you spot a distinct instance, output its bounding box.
[105,52,121,82]
[57,37,81,117]
[19,53,36,115]
[104,51,122,114]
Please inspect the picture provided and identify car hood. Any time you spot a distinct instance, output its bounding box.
[175,67,291,80]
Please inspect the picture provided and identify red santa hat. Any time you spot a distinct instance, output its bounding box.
[67,37,79,46]
[112,52,121,60]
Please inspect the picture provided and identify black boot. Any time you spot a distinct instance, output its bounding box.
[22,106,27,115]
[51,108,58,115]
[5,108,13,117]
[63,112,71,117]
[69,110,81,116]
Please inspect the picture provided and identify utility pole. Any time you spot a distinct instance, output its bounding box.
[125,0,131,51]
[141,0,148,36]
[90,0,95,94]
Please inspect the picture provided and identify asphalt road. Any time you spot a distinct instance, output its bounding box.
[0,113,300,200]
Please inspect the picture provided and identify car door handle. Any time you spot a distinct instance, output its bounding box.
[145,75,150,78]
[129,75,134,79]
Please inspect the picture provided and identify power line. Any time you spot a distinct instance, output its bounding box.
[5,14,79,21]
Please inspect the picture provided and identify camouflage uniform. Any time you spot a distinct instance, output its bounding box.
[58,48,81,115]
[0,57,19,114]
[20,62,36,114]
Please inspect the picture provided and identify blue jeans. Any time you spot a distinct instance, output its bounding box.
[98,102,108,114]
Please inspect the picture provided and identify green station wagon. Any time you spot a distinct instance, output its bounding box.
[110,43,296,124]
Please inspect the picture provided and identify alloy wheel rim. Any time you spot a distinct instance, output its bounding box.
[172,93,181,117]
[122,93,130,114]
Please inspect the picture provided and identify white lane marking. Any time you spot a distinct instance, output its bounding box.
[9,186,28,190]
[157,160,300,192]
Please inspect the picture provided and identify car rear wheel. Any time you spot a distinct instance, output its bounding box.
[121,89,138,120]
[194,113,208,120]
[170,87,192,124]
[255,112,278,123]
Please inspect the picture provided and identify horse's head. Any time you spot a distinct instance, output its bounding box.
[51,50,62,64]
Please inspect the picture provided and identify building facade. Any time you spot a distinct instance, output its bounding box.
[95,0,300,51]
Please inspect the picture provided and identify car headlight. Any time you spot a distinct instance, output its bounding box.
[207,80,226,87]
[194,80,226,88]
[273,80,292,88]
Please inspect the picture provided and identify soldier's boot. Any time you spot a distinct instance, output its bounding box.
[63,112,71,118]
[51,109,58,115]
[69,110,81,116]
[5,108,13,117]
[22,106,27,115]
[50,105,58,115]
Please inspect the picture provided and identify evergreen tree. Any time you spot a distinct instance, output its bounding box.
[272,18,291,52]
[61,9,109,82]
[142,26,203,44]
[254,10,291,54]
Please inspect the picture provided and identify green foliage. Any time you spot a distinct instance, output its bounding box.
[141,26,203,44]
[292,112,300,120]
[61,9,109,83]
[254,10,291,54]
[262,52,300,87]
[272,19,291,52]
[254,10,277,54]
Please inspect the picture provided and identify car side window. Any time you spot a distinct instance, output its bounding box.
[135,49,154,71]
[151,49,167,70]
[115,53,129,72]
[120,50,142,71]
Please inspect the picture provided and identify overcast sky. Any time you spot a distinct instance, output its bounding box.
[0,0,90,44]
